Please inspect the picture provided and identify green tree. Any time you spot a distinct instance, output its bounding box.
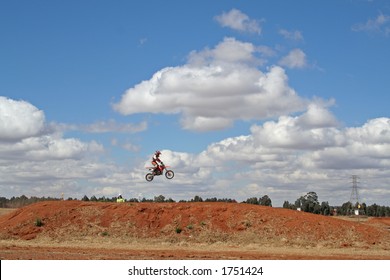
[259,195,272,207]
[0,197,7,208]
[295,192,319,213]
[192,195,203,202]
[385,206,390,217]
[320,201,331,215]
[283,200,296,209]
[313,203,321,214]
[378,206,386,217]
[340,201,353,215]
[245,197,259,205]
[360,202,367,215]
[154,195,166,203]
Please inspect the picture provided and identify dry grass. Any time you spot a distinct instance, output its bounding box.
[0,208,16,216]
[1,236,389,260]
[333,215,370,222]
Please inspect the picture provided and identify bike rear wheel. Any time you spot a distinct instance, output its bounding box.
[145,173,154,181]
[165,170,174,179]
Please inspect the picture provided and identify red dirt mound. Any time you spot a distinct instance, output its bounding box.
[1,200,389,250]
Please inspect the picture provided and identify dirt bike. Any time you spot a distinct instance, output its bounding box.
[145,162,174,181]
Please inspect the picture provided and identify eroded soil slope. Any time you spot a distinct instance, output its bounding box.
[0,201,389,259]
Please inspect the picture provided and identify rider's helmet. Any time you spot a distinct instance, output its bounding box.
[155,150,161,156]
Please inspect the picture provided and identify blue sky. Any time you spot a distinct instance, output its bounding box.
[1,0,390,206]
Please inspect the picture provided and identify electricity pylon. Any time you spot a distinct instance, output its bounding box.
[349,175,362,216]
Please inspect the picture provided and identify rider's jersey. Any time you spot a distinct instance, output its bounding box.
[152,154,161,163]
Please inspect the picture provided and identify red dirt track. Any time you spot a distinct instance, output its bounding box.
[0,201,389,259]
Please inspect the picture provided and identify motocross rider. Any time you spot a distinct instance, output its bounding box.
[151,150,162,174]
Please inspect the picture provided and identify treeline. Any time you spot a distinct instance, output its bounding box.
[0,194,238,208]
[0,195,61,208]
[1,193,390,217]
[81,194,238,204]
[282,191,390,217]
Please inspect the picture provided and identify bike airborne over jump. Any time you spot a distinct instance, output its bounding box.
[145,162,174,182]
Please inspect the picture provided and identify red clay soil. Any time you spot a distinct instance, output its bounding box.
[0,201,389,259]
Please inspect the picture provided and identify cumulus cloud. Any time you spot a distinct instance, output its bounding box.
[296,103,339,128]
[0,96,104,161]
[279,49,307,69]
[0,97,107,198]
[346,118,390,144]
[214,8,262,34]
[22,136,103,161]
[188,37,263,66]
[113,38,308,131]
[312,118,390,170]
[0,128,103,162]
[143,107,390,205]
[0,96,45,141]
[5,97,386,205]
[203,111,389,171]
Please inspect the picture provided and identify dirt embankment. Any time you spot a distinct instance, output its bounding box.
[0,201,389,259]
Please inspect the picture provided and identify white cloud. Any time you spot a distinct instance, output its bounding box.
[352,13,390,36]
[311,118,390,170]
[4,98,387,205]
[346,118,390,144]
[72,111,388,205]
[279,29,304,41]
[296,103,339,128]
[0,96,103,160]
[0,158,117,198]
[111,138,140,152]
[279,49,307,69]
[188,37,263,66]
[251,118,339,151]
[214,8,262,34]
[181,116,233,132]
[0,97,107,198]
[22,136,103,161]
[0,96,45,141]
[95,186,124,197]
[113,38,308,131]
[140,107,390,206]
[0,134,103,161]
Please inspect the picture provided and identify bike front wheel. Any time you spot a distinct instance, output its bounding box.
[165,170,174,179]
[145,173,154,181]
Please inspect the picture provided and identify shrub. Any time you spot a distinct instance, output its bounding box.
[35,218,44,227]
[186,224,194,230]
